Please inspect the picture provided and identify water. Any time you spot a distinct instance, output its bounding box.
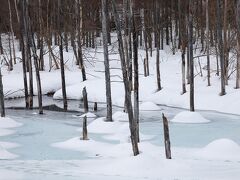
[1,97,240,161]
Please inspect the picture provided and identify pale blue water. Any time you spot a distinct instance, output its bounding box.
[1,98,240,160]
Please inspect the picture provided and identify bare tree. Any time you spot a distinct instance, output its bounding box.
[216,0,226,96]
[102,0,113,122]
[236,0,240,89]
[189,0,194,112]
[0,67,5,117]
[111,0,139,156]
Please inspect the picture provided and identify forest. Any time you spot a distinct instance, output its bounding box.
[0,0,240,179]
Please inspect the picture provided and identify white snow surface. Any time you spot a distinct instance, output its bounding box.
[0,117,23,128]
[0,117,22,159]
[171,111,211,123]
[139,101,161,111]
[196,139,240,160]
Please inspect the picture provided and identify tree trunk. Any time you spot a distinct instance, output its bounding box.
[206,0,211,86]
[189,0,195,112]
[102,0,113,122]
[0,33,3,55]
[216,0,226,96]
[131,0,139,142]
[19,0,29,109]
[0,68,5,117]
[58,0,68,111]
[236,0,240,89]
[111,0,139,156]
[162,113,171,159]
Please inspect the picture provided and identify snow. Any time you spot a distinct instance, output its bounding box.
[52,107,240,179]
[0,117,22,128]
[2,35,240,179]
[86,117,121,134]
[77,112,97,118]
[171,111,211,123]
[112,111,128,122]
[0,145,18,159]
[139,101,161,111]
[196,139,240,160]
[0,117,22,159]
[0,128,15,137]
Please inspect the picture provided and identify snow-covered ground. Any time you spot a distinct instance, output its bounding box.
[1,40,240,115]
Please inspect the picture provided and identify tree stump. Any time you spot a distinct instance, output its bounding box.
[162,113,171,159]
[81,116,88,140]
[93,102,97,111]
[82,87,88,113]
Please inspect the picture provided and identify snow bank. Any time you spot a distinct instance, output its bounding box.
[52,137,111,157]
[171,111,210,123]
[86,117,121,134]
[0,117,22,128]
[112,111,128,122]
[0,145,18,159]
[0,142,20,149]
[79,112,97,118]
[139,101,161,111]
[196,139,240,161]
[0,129,15,137]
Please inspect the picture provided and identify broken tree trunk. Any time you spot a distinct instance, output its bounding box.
[162,113,171,159]
[81,116,88,140]
[82,87,88,113]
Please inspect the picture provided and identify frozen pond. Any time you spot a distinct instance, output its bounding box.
[1,97,240,160]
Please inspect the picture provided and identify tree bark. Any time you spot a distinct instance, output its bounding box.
[0,68,5,117]
[216,0,226,96]
[111,0,139,156]
[102,0,113,122]
[189,0,195,112]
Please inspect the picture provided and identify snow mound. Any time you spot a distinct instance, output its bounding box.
[0,146,18,159]
[113,111,128,122]
[171,111,210,123]
[87,117,122,134]
[103,123,155,143]
[139,101,160,111]
[79,112,97,118]
[0,117,22,128]
[52,137,111,156]
[0,142,20,149]
[196,139,240,160]
[0,129,16,137]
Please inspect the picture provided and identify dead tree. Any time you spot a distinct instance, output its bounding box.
[102,0,113,122]
[81,116,88,140]
[206,0,211,86]
[30,28,43,114]
[0,67,5,117]
[112,0,139,156]
[216,0,226,96]
[236,0,240,89]
[156,0,162,91]
[131,0,140,142]
[189,0,195,112]
[162,113,171,159]
[58,0,68,111]
[82,87,88,113]
[178,0,187,94]
[19,0,29,109]
[0,32,3,55]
